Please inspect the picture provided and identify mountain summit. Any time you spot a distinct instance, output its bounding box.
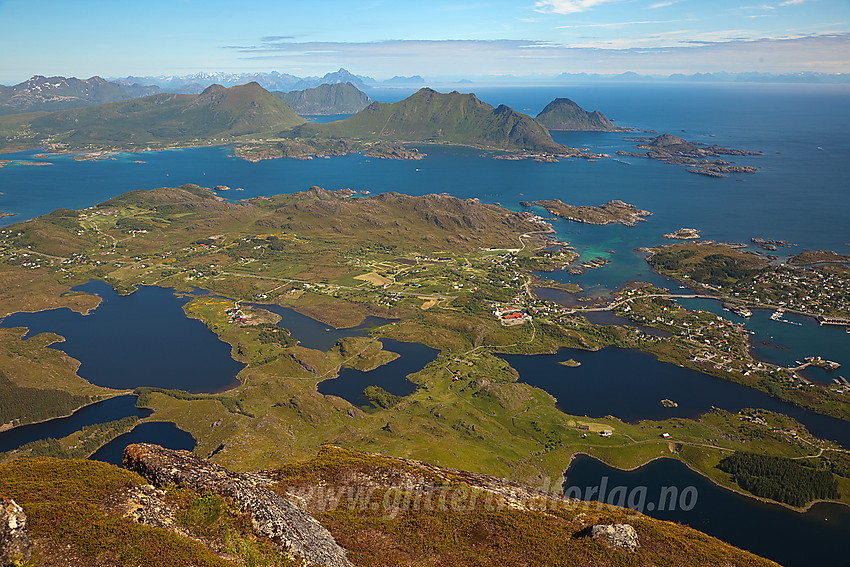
[292,88,570,153]
[535,98,620,131]
[274,82,372,115]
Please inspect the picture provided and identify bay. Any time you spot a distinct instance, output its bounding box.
[676,297,849,384]
[499,346,850,448]
[88,420,195,466]
[0,394,150,453]
[1,83,848,562]
[3,84,848,300]
[317,339,439,408]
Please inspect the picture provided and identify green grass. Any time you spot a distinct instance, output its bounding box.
[0,458,239,566]
[0,457,299,567]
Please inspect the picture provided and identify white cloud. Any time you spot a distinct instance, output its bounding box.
[649,0,685,8]
[534,0,619,15]
[779,0,810,5]
[224,34,850,77]
[555,18,693,28]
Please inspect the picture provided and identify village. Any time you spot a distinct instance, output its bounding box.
[727,264,850,319]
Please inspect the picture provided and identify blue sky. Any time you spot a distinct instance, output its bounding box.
[1,0,848,83]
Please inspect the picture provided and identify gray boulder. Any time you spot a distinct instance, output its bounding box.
[0,497,34,566]
[585,523,639,551]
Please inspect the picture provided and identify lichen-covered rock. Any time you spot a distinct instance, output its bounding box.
[0,496,34,566]
[585,523,639,551]
[123,443,353,567]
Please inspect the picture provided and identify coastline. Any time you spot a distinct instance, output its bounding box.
[0,391,133,435]
[564,450,850,514]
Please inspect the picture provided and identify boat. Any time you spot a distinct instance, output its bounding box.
[732,306,752,318]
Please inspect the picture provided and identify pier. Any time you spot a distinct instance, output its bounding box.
[817,316,850,327]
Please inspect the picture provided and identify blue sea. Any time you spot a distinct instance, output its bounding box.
[2,84,848,292]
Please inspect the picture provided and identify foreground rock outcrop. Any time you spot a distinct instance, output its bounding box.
[582,523,640,552]
[0,496,34,566]
[123,443,354,567]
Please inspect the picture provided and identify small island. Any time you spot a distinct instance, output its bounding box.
[664,228,701,240]
[751,237,790,251]
[558,358,582,367]
[534,199,652,226]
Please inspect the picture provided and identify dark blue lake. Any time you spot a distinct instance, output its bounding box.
[0,394,150,453]
[248,302,395,351]
[499,346,850,448]
[89,420,195,466]
[564,454,850,567]
[318,339,439,408]
[0,280,244,393]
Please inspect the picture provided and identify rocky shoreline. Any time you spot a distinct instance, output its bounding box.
[618,133,760,178]
[534,199,652,227]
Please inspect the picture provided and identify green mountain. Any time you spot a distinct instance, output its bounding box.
[535,98,620,131]
[0,75,161,115]
[290,88,570,153]
[273,82,372,115]
[0,82,305,151]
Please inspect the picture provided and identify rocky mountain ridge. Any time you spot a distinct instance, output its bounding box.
[0,75,160,115]
[535,97,622,131]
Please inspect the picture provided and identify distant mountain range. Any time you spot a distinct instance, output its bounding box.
[273,83,372,116]
[290,88,569,154]
[5,69,844,116]
[0,75,160,115]
[109,68,382,94]
[0,82,616,155]
[106,68,850,90]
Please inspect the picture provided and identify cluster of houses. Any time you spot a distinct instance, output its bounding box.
[492,305,533,326]
[732,266,849,318]
[225,306,249,325]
